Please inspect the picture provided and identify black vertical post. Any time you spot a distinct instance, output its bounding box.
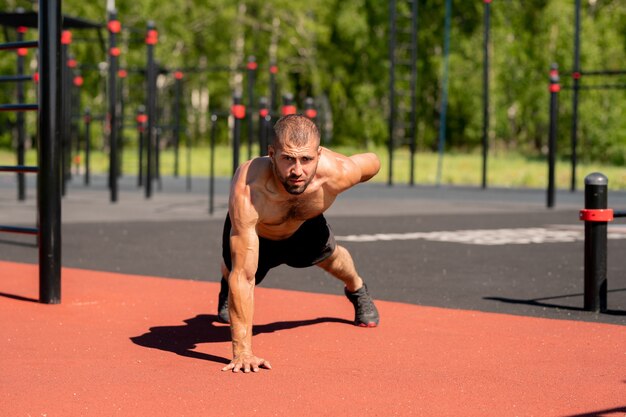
[409,0,419,187]
[482,0,491,189]
[281,93,296,117]
[117,69,126,178]
[247,56,257,160]
[547,64,560,209]
[583,173,609,313]
[136,106,147,187]
[570,0,582,192]
[269,63,278,115]
[231,93,245,176]
[209,114,217,215]
[38,0,62,304]
[84,108,91,185]
[304,97,317,122]
[72,70,83,177]
[145,22,158,198]
[173,71,183,177]
[107,11,120,203]
[60,30,71,196]
[16,25,27,201]
[258,96,269,156]
[388,0,397,186]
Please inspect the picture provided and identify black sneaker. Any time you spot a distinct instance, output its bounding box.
[217,277,230,324]
[344,284,379,327]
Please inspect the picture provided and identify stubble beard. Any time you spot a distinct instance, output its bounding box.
[273,161,315,195]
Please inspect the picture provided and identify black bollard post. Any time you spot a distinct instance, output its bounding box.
[231,93,245,176]
[281,93,296,117]
[580,173,611,313]
[145,22,158,199]
[269,62,278,115]
[84,108,92,185]
[136,106,147,187]
[107,11,121,202]
[209,114,217,215]
[304,97,317,121]
[16,24,27,201]
[247,56,257,160]
[258,97,269,156]
[173,71,183,178]
[547,64,560,209]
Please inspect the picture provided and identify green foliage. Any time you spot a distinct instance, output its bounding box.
[1,0,625,166]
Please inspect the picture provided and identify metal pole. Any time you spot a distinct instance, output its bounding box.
[38,0,62,304]
[145,22,158,199]
[269,63,278,115]
[583,173,608,312]
[16,25,27,201]
[209,114,217,215]
[136,106,146,187]
[436,0,452,187]
[388,0,397,187]
[84,108,91,185]
[409,0,419,186]
[570,0,582,192]
[173,71,183,177]
[60,31,70,197]
[482,0,491,189]
[247,56,257,160]
[547,64,560,209]
[232,93,244,176]
[258,96,269,156]
[107,11,120,203]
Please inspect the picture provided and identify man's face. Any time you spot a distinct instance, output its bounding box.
[269,137,321,195]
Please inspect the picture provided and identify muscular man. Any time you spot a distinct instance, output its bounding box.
[218,114,380,373]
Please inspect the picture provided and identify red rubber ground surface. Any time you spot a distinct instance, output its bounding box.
[1,260,624,417]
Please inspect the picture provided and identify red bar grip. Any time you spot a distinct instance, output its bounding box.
[579,209,614,222]
[231,104,246,119]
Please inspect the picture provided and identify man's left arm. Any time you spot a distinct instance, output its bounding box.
[348,152,381,183]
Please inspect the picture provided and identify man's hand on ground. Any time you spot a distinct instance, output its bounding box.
[222,353,272,373]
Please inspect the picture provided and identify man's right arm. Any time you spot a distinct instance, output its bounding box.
[221,167,271,373]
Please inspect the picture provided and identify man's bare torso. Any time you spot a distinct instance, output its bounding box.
[242,153,339,241]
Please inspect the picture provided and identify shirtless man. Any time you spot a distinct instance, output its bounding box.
[218,114,380,373]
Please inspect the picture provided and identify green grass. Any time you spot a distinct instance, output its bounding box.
[1,146,625,190]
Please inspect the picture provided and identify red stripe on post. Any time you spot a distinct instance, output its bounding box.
[572,72,581,80]
[282,105,296,116]
[108,20,122,34]
[579,209,614,222]
[174,71,184,80]
[73,76,84,87]
[17,48,28,57]
[67,58,77,68]
[137,114,148,124]
[17,26,27,34]
[110,47,121,57]
[270,65,278,74]
[259,109,269,118]
[145,30,158,45]
[61,30,72,45]
[247,62,258,71]
[118,69,128,78]
[232,104,246,119]
[305,109,317,119]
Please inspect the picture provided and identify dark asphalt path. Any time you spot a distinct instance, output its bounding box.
[2,208,624,325]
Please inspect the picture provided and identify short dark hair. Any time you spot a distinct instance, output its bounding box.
[273,114,320,149]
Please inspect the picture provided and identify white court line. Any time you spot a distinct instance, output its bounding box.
[336,227,626,246]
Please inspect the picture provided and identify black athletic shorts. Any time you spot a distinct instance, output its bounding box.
[222,213,337,285]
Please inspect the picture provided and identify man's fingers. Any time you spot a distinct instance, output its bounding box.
[222,356,272,373]
[260,359,272,369]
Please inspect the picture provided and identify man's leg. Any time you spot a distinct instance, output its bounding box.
[217,262,230,323]
[317,245,380,327]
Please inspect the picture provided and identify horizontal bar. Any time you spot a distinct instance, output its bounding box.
[0,165,39,173]
[0,103,38,112]
[581,69,626,76]
[0,40,38,51]
[0,75,34,83]
[561,84,626,91]
[614,210,626,218]
[0,225,38,235]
